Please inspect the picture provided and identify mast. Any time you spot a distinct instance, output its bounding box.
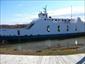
[43,5,47,14]
[38,6,48,18]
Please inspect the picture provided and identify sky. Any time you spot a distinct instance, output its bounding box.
[0,0,85,25]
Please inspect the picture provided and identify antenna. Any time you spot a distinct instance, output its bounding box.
[71,6,72,19]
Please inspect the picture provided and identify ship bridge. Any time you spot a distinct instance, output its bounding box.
[38,7,75,23]
[38,7,48,19]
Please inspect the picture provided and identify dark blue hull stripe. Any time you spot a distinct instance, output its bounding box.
[0,32,85,41]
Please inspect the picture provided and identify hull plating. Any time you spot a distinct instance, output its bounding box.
[0,32,85,42]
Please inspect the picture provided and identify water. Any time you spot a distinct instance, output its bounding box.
[5,37,85,51]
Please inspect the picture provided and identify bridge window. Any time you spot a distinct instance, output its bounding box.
[49,16,52,18]
[75,25,77,31]
[55,19,57,21]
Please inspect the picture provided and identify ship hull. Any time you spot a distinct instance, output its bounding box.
[0,32,85,43]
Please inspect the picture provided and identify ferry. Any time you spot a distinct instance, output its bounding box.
[0,7,85,42]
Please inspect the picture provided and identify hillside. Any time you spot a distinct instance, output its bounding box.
[0,24,28,29]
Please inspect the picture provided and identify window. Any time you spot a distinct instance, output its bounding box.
[17,30,20,35]
[52,19,53,21]
[49,16,51,18]
[67,25,69,31]
[75,28,77,31]
[47,25,50,32]
[55,19,57,21]
[57,25,60,32]
[64,19,67,22]
[43,14,45,16]
[75,26,77,31]
[44,18,46,20]
[67,29,69,31]
[58,19,60,21]
[27,23,34,29]
[68,19,70,22]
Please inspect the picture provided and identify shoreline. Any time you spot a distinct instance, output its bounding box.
[0,36,85,55]
[0,46,85,55]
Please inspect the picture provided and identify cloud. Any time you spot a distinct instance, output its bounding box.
[48,6,84,16]
[7,6,84,25]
